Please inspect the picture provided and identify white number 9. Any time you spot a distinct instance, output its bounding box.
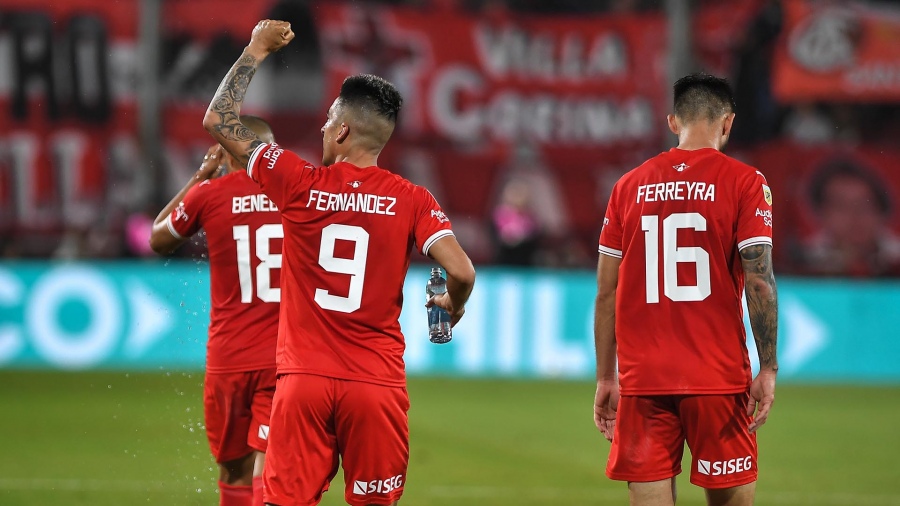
[315,224,370,313]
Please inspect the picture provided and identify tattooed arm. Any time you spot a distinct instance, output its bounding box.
[202,20,294,168]
[740,243,779,433]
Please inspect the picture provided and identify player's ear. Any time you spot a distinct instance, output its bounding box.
[722,112,736,138]
[336,123,350,144]
[667,114,679,135]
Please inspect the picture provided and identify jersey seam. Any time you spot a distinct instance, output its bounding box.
[166,214,185,239]
[737,236,773,250]
[246,142,269,180]
[598,244,623,258]
[422,229,454,256]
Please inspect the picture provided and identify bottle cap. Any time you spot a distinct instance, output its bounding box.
[431,267,442,276]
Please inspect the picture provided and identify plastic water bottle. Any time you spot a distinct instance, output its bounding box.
[426,267,452,344]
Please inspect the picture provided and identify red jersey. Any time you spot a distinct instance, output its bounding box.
[598,148,773,395]
[167,171,282,373]
[247,143,453,387]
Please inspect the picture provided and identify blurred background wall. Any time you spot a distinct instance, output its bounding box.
[1,0,899,382]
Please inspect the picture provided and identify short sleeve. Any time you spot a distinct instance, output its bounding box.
[598,182,624,258]
[166,181,208,239]
[413,187,454,256]
[737,169,774,251]
[247,142,317,209]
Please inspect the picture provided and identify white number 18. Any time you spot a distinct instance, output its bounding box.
[641,212,711,303]
[233,224,283,303]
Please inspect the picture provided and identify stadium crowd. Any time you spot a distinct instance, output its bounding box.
[2,0,899,277]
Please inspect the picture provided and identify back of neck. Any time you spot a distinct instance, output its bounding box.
[335,155,379,168]
[676,129,722,151]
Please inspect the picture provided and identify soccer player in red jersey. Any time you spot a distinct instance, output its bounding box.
[202,20,476,506]
[593,73,778,506]
[149,116,281,506]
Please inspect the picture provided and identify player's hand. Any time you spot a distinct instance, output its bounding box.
[249,20,295,55]
[195,145,225,181]
[594,379,619,442]
[425,293,465,327]
[747,368,777,433]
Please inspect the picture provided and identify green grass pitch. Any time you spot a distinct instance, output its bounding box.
[0,371,898,505]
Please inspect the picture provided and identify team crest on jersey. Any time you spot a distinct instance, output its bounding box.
[175,202,189,222]
[348,180,363,188]
[431,210,449,223]
[673,163,689,172]
[762,184,772,205]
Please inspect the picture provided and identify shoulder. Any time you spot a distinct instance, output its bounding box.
[368,166,425,195]
[614,157,660,190]
[715,151,767,181]
[254,143,317,170]
[185,178,215,200]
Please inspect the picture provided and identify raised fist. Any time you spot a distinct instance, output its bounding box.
[196,145,225,181]
[249,19,295,55]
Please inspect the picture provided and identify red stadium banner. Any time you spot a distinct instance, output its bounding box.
[158,0,326,199]
[0,0,138,242]
[772,0,900,102]
[314,4,668,150]
[750,141,900,276]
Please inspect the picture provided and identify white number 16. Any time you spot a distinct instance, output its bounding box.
[641,212,711,303]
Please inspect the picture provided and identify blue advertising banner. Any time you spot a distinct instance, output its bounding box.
[0,261,897,383]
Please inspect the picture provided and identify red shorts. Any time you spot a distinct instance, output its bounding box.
[204,368,276,463]
[607,393,758,489]
[263,373,410,506]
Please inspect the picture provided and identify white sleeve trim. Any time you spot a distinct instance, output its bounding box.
[246,143,269,180]
[738,236,773,250]
[598,245,623,258]
[422,230,454,256]
[166,214,185,240]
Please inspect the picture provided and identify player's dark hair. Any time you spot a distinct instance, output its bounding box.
[810,159,891,215]
[339,74,403,123]
[673,73,736,122]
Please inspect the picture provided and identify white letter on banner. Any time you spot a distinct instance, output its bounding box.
[0,268,24,364]
[454,281,485,373]
[495,276,522,374]
[533,278,590,376]
[28,267,121,369]
[402,277,430,373]
[429,65,484,142]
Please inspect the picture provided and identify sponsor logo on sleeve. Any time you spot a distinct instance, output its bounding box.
[175,202,189,222]
[258,424,269,440]
[261,143,284,170]
[431,210,449,223]
[755,208,773,227]
[762,184,772,206]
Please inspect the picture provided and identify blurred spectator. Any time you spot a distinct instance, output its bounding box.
[493,142,570,260]
[730,0,784,146]
[782,103,833,145]
[800,160,900,277]
[491,178,540,265]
